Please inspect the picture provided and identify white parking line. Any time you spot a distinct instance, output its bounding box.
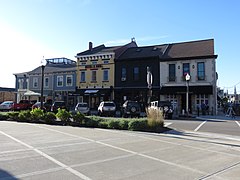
[194,121,207,132]
[36,125,205,174]
[235,121,240,127]
[0,130,92,180]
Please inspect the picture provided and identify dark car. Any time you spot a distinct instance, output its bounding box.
[122,100,141,118]
[51,101,67,113]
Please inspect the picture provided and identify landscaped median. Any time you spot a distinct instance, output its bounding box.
[0,108,170,133]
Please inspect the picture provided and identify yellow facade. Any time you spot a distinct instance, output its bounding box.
[77,53,115,90]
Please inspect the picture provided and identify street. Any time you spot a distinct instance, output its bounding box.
[165,115,240,137]
[0,118,240,180]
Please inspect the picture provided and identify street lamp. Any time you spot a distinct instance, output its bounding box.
[40,61,45,110]
[185,73,190,117]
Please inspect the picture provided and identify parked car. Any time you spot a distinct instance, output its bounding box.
[32,102,52,111]
[75,102,90,115]
[150,100,173,119]
[122,100,141,118]
[12,100,33,111]
[0,101,14,111]
[51,101,67,113]
[98,101,116,116]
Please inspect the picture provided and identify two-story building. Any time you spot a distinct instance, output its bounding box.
[14,57,77,108]
[116,39,218,115]
[75,40,137,109]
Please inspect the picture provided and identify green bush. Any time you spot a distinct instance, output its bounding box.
[0,113,9,120]
[128,119,148,131]
[56,108,71,125]
[119,119,130,130]
[71,111,85,124]
[98,121,109,128]
[84,116,100,127]
[31,108,44,121]
[18,110,32,122]
[7,112,20,121]
[108,120,120,129]
[44,112,56,124]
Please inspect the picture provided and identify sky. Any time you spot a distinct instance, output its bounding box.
[0,0,240,93]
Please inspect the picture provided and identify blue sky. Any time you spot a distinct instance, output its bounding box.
[0,0,240,93]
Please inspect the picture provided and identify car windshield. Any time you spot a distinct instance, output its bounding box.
[54,102,65,106]
[128,102,139,106]
[78,103,88,107]
[104,102,115,106]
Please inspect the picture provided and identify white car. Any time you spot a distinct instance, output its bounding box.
[0,101,14,111]
[98,101,116,116]
[75,102,90,115]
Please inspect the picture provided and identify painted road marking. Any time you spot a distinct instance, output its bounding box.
[0,130,92,180]
[194,121,207,132]
[235,121,240,127]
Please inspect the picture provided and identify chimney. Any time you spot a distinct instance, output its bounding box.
[89,42,93,51]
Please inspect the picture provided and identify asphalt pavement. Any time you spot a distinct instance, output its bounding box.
[0,120,240,180]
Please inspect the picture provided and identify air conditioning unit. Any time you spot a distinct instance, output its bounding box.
[121,77,126,81]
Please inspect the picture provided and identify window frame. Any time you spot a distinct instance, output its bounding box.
[197,62,205,80]
[80,71,86,82]
[91,70,97,82]
[66,75,73,86]
[133,67,140,81]
[103,69,109,81]
[169,64,176,81]
[44,77,49,88]
[57,75,63,87]
[33,77,38,88]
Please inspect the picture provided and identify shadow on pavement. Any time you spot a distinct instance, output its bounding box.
[0,169,18,179]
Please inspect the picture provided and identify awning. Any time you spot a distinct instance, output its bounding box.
[160,85,213,94]
[84,90,99,94]
[24,90,41,96]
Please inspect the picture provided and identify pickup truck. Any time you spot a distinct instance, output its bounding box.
[12,100,33,111]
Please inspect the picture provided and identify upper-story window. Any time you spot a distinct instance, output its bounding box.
[197,62,205,80]
[66,75,73,86]
[103,69,109,81]
[91,70,97,82]
[57,76,63,87]
[80,71,86,82]
[183,63,190,76]
[133,67,139,81]
[92,61,97,65]
[44,77,49,88]
[121,67,127,81]
[169,64,176,81]
[103,60,109,64]
[33,77,38,88]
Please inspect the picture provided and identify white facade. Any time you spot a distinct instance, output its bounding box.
[159,58,217,115]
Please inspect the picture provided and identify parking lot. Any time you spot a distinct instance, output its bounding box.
[0,120,240,180]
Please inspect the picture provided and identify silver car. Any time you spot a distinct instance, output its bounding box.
[75,102,90,115]
[98,101,116,116]
[0,101,14,111]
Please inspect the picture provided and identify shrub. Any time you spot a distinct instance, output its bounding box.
[128,119,148,131]
[56,108,71,125]
[18,110,32,122]
[84,116,100,127]
[7,112,19,121]
[31,108,44,121]
[44,112,56,124]
[98,121,109,128]
[0,113,9,120]
[71,111,85,124]
[119,119,130,130]
[108,120,120,129]
[146,107,164,130]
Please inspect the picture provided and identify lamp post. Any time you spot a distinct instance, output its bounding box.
[40,64,45,110]
[185,73,190,117]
